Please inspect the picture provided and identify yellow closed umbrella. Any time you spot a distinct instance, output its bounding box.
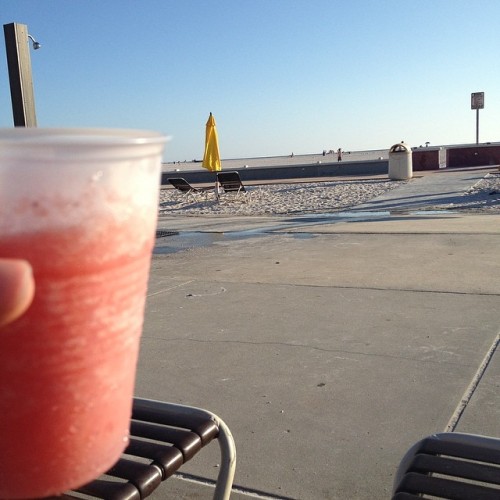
[202,112,221,172]
[202,112,221,198]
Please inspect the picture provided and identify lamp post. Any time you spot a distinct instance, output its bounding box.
[3,22,40,127]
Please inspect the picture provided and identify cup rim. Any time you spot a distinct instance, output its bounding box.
[0,128,169,146]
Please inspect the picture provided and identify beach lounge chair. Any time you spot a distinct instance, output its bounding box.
[65,398,236,500]
[392,432,500,499]
[168,177,210,196]
[217,171,246,195]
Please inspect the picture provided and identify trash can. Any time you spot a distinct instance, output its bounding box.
[388,142,413,180]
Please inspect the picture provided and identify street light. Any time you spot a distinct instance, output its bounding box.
[3,22,40,126]
[28,34,41,50]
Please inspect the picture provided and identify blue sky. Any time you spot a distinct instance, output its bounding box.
[1,1,498,161]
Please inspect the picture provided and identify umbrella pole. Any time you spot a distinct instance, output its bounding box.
[215,174,220,202]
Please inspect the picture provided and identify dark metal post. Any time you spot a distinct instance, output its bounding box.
[476,108,479,144]
[3,22,37,127]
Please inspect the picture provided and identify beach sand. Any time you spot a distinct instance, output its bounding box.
[158,172,500,217]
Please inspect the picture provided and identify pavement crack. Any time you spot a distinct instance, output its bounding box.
[444,333,500,432]
[175,472,297,499]
[146,336,472,367]
[250,282,500,297]
[147,280,195,297]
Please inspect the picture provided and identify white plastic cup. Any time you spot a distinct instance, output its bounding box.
[0,128,168,498]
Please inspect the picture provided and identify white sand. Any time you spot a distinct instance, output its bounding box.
[158,173,500,216]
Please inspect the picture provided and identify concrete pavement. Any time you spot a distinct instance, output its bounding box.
[352,166,499,212]
[135,170,500,499]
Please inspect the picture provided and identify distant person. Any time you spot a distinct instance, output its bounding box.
[337,148,342,162]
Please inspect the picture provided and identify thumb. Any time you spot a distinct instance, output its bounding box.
[0,259,35,327]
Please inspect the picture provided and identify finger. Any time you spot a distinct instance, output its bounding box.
[0,259,35,327]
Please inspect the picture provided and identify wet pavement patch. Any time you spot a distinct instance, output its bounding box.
[153,209,459,255]
[154,231,229,255]
[155,229,179,238]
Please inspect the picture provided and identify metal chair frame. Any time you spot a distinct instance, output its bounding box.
[167,178,213,199]
[392,432,500,499]
[59,398,236,500]
[216,171,246,195]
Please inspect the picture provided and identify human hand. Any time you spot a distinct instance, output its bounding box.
[0,259,35,327]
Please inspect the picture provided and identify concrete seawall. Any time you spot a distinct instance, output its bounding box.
[161,159,388,185]
[161,142,500,185]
